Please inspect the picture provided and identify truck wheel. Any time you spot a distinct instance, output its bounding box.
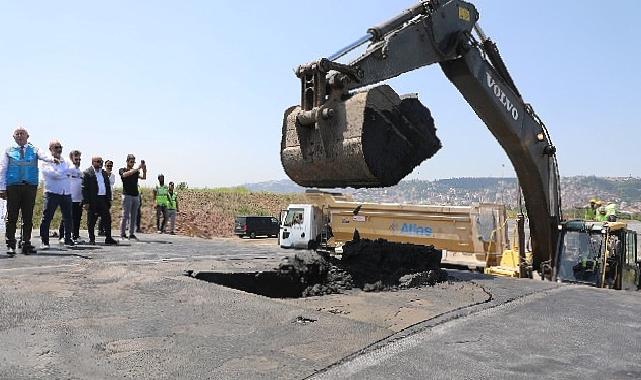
[249,232,256,239]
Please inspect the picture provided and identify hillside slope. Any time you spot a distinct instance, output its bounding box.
[156,189,303,238]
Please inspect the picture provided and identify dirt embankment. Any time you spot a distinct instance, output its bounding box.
[136,189,304,238]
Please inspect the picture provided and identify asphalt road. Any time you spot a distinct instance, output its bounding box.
[1,232,640,379]
[314,281,641,380]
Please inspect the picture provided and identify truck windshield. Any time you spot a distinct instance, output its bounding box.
[557,230,603,284]
[283,208,304,227]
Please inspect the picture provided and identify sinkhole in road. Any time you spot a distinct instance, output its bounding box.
[190,270,308,298]
[186,238,448,299]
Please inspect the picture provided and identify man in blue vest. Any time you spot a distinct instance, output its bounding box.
[0,128,56,256]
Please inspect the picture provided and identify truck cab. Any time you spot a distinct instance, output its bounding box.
[279,204,324,249]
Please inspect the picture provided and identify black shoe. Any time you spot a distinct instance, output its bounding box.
[64,239,76,247]
[88,239,96,245]
[128,234,138,240]
[104,238,118,245]
[6,247,16,257]
[22,243,37,255]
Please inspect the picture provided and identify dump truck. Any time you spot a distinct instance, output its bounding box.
[280,191,510,271]
[279,0,640,289]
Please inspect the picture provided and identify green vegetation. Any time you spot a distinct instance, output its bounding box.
[201,186,251,194]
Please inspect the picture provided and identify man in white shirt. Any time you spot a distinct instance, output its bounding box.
[39,140,74,249]
[105,160,116,190]
[58,150,83,242]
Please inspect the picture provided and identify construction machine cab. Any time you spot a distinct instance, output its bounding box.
[555,221,639,290]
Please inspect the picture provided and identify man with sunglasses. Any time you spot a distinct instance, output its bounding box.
[82,156,118,245]
[119,154,146,239]
[0,128,57,255]
[58,150,83,242]
[39,140,75,249]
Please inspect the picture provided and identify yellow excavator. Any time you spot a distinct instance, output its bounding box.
[280,0,639,290]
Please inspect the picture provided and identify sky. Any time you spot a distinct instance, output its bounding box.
[1,1,640,188]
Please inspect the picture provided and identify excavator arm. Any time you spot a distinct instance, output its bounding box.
[280,0,562,272]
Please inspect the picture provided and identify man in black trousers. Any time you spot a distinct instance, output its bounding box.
[0,127,56,255]
[82,156,118,245]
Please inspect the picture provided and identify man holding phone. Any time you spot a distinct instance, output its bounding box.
[119,154,146,239]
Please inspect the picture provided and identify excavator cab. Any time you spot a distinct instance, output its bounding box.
[555,221,640,290]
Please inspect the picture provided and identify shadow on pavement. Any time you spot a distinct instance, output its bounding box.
[35,252,92,259]
[68,246,102,251]
[133,240,173,245]
[447,270,497,282]
[42,246,100,252]
[75,243,131,248]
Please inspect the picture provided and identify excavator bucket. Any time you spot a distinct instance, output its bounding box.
[281,85,441,188]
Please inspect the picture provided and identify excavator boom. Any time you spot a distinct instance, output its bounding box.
[280,0,561,272]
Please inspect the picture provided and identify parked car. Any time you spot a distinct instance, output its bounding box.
[234,216,280,238]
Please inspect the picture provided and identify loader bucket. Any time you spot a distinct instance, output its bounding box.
[281,85,441,188]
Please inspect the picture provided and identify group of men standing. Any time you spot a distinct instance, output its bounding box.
[0,127,177,257]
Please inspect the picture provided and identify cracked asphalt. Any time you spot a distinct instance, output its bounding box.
[1,232,640,379]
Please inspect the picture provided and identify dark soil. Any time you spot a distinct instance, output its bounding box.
[278,237,447,297]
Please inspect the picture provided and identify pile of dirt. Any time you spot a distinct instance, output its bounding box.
[341,231,444,288]
[277,237,447,297]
